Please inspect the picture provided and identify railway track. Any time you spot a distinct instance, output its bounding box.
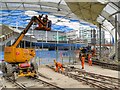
[46,65,120,90]
[85,60,119,71]
[4,75,64,90]
[4,77,27,90]
[29,77,64,89]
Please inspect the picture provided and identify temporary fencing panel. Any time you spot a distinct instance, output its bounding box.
[35,50,76,65]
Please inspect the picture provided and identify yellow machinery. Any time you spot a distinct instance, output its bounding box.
[1,16,51,80]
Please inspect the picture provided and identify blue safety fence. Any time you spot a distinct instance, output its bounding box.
[32,42,86,49]
[0,52,4,60]
[35,50,76,65]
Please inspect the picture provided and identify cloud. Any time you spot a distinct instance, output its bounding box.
[25,10,39,17]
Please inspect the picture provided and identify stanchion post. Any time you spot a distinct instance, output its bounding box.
[99,23,102,60]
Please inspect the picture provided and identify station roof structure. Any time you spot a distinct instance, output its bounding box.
[0,0,120,35]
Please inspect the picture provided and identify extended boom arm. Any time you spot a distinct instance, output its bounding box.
[12,16,46,47]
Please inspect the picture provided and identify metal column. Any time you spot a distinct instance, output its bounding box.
[118,1,120,62]
[99,24,102,59]
[46,30,47,43]
[42,38,43,50]
[57,31,59,44]
[30,35,32,48]
[115,15,118,61]
[56,31,59,61]
[56,45,58,62]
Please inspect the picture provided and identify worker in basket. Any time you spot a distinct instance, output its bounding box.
[53,60,64,72]
[38,14,44,28]
[35,14,51,31]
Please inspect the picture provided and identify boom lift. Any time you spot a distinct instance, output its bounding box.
[1,16,50,80]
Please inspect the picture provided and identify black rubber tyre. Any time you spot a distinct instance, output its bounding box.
[31,62,38,73]
[1,61,6,74]
[5,64,13,76]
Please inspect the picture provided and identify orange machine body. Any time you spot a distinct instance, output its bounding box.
[4,46,35,63]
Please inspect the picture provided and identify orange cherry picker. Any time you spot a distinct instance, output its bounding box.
[1,15,51,80]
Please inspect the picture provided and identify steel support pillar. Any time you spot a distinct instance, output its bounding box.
[30,35,32,48]
[57,31,59,44]
[46,30,47,43]
[118,1,120,62]
[115,15,118,61]
[56,46,58,61]
[99,24,102,59]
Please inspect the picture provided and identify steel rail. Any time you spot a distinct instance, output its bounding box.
[46,65,120,89]
[85,60,119,71]
[4,75,64,90]
[65,66,120,84]
[31,77,64,90]
[5,77,28,90]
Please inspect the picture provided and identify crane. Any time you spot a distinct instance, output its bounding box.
[1,15,51,80]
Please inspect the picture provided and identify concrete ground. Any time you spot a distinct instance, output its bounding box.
[38,65,91,88]
[0,77,14,88]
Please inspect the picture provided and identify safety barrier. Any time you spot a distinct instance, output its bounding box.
[34,50,77,65]
[0,52,4,61]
